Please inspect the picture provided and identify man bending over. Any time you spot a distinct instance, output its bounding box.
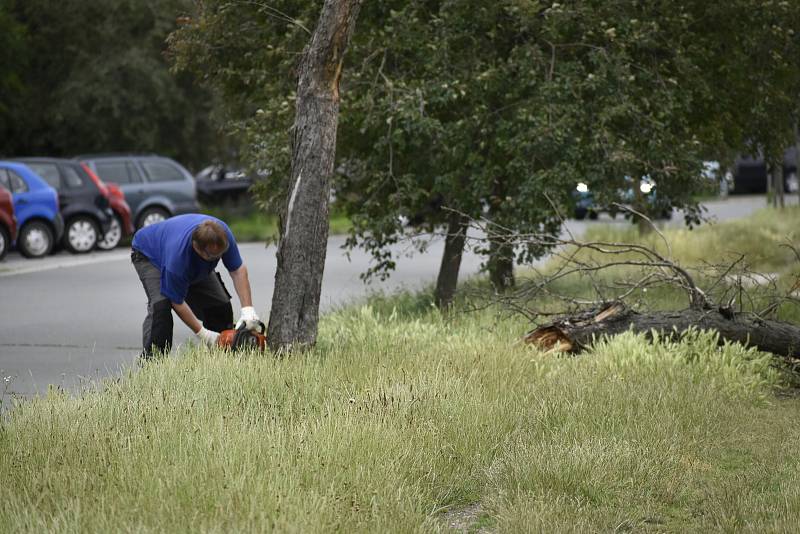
[131,214,260,359]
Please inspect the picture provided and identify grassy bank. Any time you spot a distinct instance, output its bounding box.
[2,208,800,532]
[200,203,351,243]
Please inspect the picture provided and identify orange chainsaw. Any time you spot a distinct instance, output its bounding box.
[217,320,267,351]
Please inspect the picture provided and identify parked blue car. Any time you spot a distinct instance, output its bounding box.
[0,161,64,258]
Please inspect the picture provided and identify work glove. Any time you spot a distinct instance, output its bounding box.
[235,306,262,332]
[196,327,220,347]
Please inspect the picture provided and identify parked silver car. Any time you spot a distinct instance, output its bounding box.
[78,154,199,229]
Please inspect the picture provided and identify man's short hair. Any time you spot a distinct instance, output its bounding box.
[192,220,229,253]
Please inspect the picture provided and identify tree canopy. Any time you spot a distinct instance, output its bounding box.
[171,0,800,295]
[0,0,219,168]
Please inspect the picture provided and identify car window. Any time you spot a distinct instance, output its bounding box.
[0,169,30,194]
[9,170,29,193]
[62,165,86,188]
[141,161,184,183]
[25,163,61,190]
[94,161,141,184]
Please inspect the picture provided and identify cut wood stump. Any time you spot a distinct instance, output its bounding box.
[524,302,800,361]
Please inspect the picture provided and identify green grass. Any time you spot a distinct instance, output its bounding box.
[200,203,351,243]
[2,206,800,532]
[583,206,800,273]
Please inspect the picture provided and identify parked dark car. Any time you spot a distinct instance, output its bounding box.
[79,163,134,250]
[15,158,114,253]
[731,147,798,194]
[195,165,254,204]
[0,161,64,258]
[0,185,17,261]
[78,154,198,229]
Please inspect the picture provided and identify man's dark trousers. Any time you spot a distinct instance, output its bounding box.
[131,249,233,358]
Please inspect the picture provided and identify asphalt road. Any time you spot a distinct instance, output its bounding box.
[0,234,489,405]
[0,195,790,405]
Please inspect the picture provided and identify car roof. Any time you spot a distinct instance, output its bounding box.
[75,153,159,160]
[0,160,41,174]
[13,157,82,166]
[0,161,54,187]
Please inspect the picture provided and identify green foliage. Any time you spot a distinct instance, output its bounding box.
[170,0,800,283]
[0,0,28,146]
[1,0,218,168]
[168,0,315,192]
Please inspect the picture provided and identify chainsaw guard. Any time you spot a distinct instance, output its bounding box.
[218,320,267,351]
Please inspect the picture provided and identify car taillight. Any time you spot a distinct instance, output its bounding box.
[53,190,59,211]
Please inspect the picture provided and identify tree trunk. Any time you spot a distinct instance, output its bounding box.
[434,211,468,309]
[487,178,515,292]
[267,0,362,352]
[524,302,800,361]
[795,122,800,203]
[488,235,515,292]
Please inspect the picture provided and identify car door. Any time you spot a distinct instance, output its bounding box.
[23,162,70,213]
[0,168,45,226]
[137,158,193,208]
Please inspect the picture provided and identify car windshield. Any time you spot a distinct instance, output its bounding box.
[25,163,61,190]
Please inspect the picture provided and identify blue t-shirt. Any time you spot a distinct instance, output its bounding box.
[132,214,243,304]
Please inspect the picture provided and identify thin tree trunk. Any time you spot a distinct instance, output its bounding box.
[267,0,362,352]
[795,122,800,203]
[487,178,515,292]
[767,160,778,208]
[488,233,515,292]
[434,211,468,309]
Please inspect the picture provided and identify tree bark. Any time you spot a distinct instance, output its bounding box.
[434,211,468,309]
[488,235,515,292]
[267,0,362,352]
[795,122,800,203]
[487,177,515,292]
[524,302,800,361]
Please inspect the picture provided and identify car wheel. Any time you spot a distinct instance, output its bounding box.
[18,220,54,258]
[574,207,587,220]
[0,225,9,261]
[96,214,122,250]
[137,207,169,229]
[588,210,599,220]
[64,216,99,254]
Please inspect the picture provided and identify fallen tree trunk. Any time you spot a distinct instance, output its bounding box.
[524,302,800,360]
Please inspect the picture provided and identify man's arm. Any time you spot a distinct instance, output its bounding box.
[229,265,253,308]
[173,301,219,346]
[172,301,202,333]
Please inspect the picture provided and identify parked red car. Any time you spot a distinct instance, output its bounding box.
[0,185,18,261]
[81,163,134,249]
